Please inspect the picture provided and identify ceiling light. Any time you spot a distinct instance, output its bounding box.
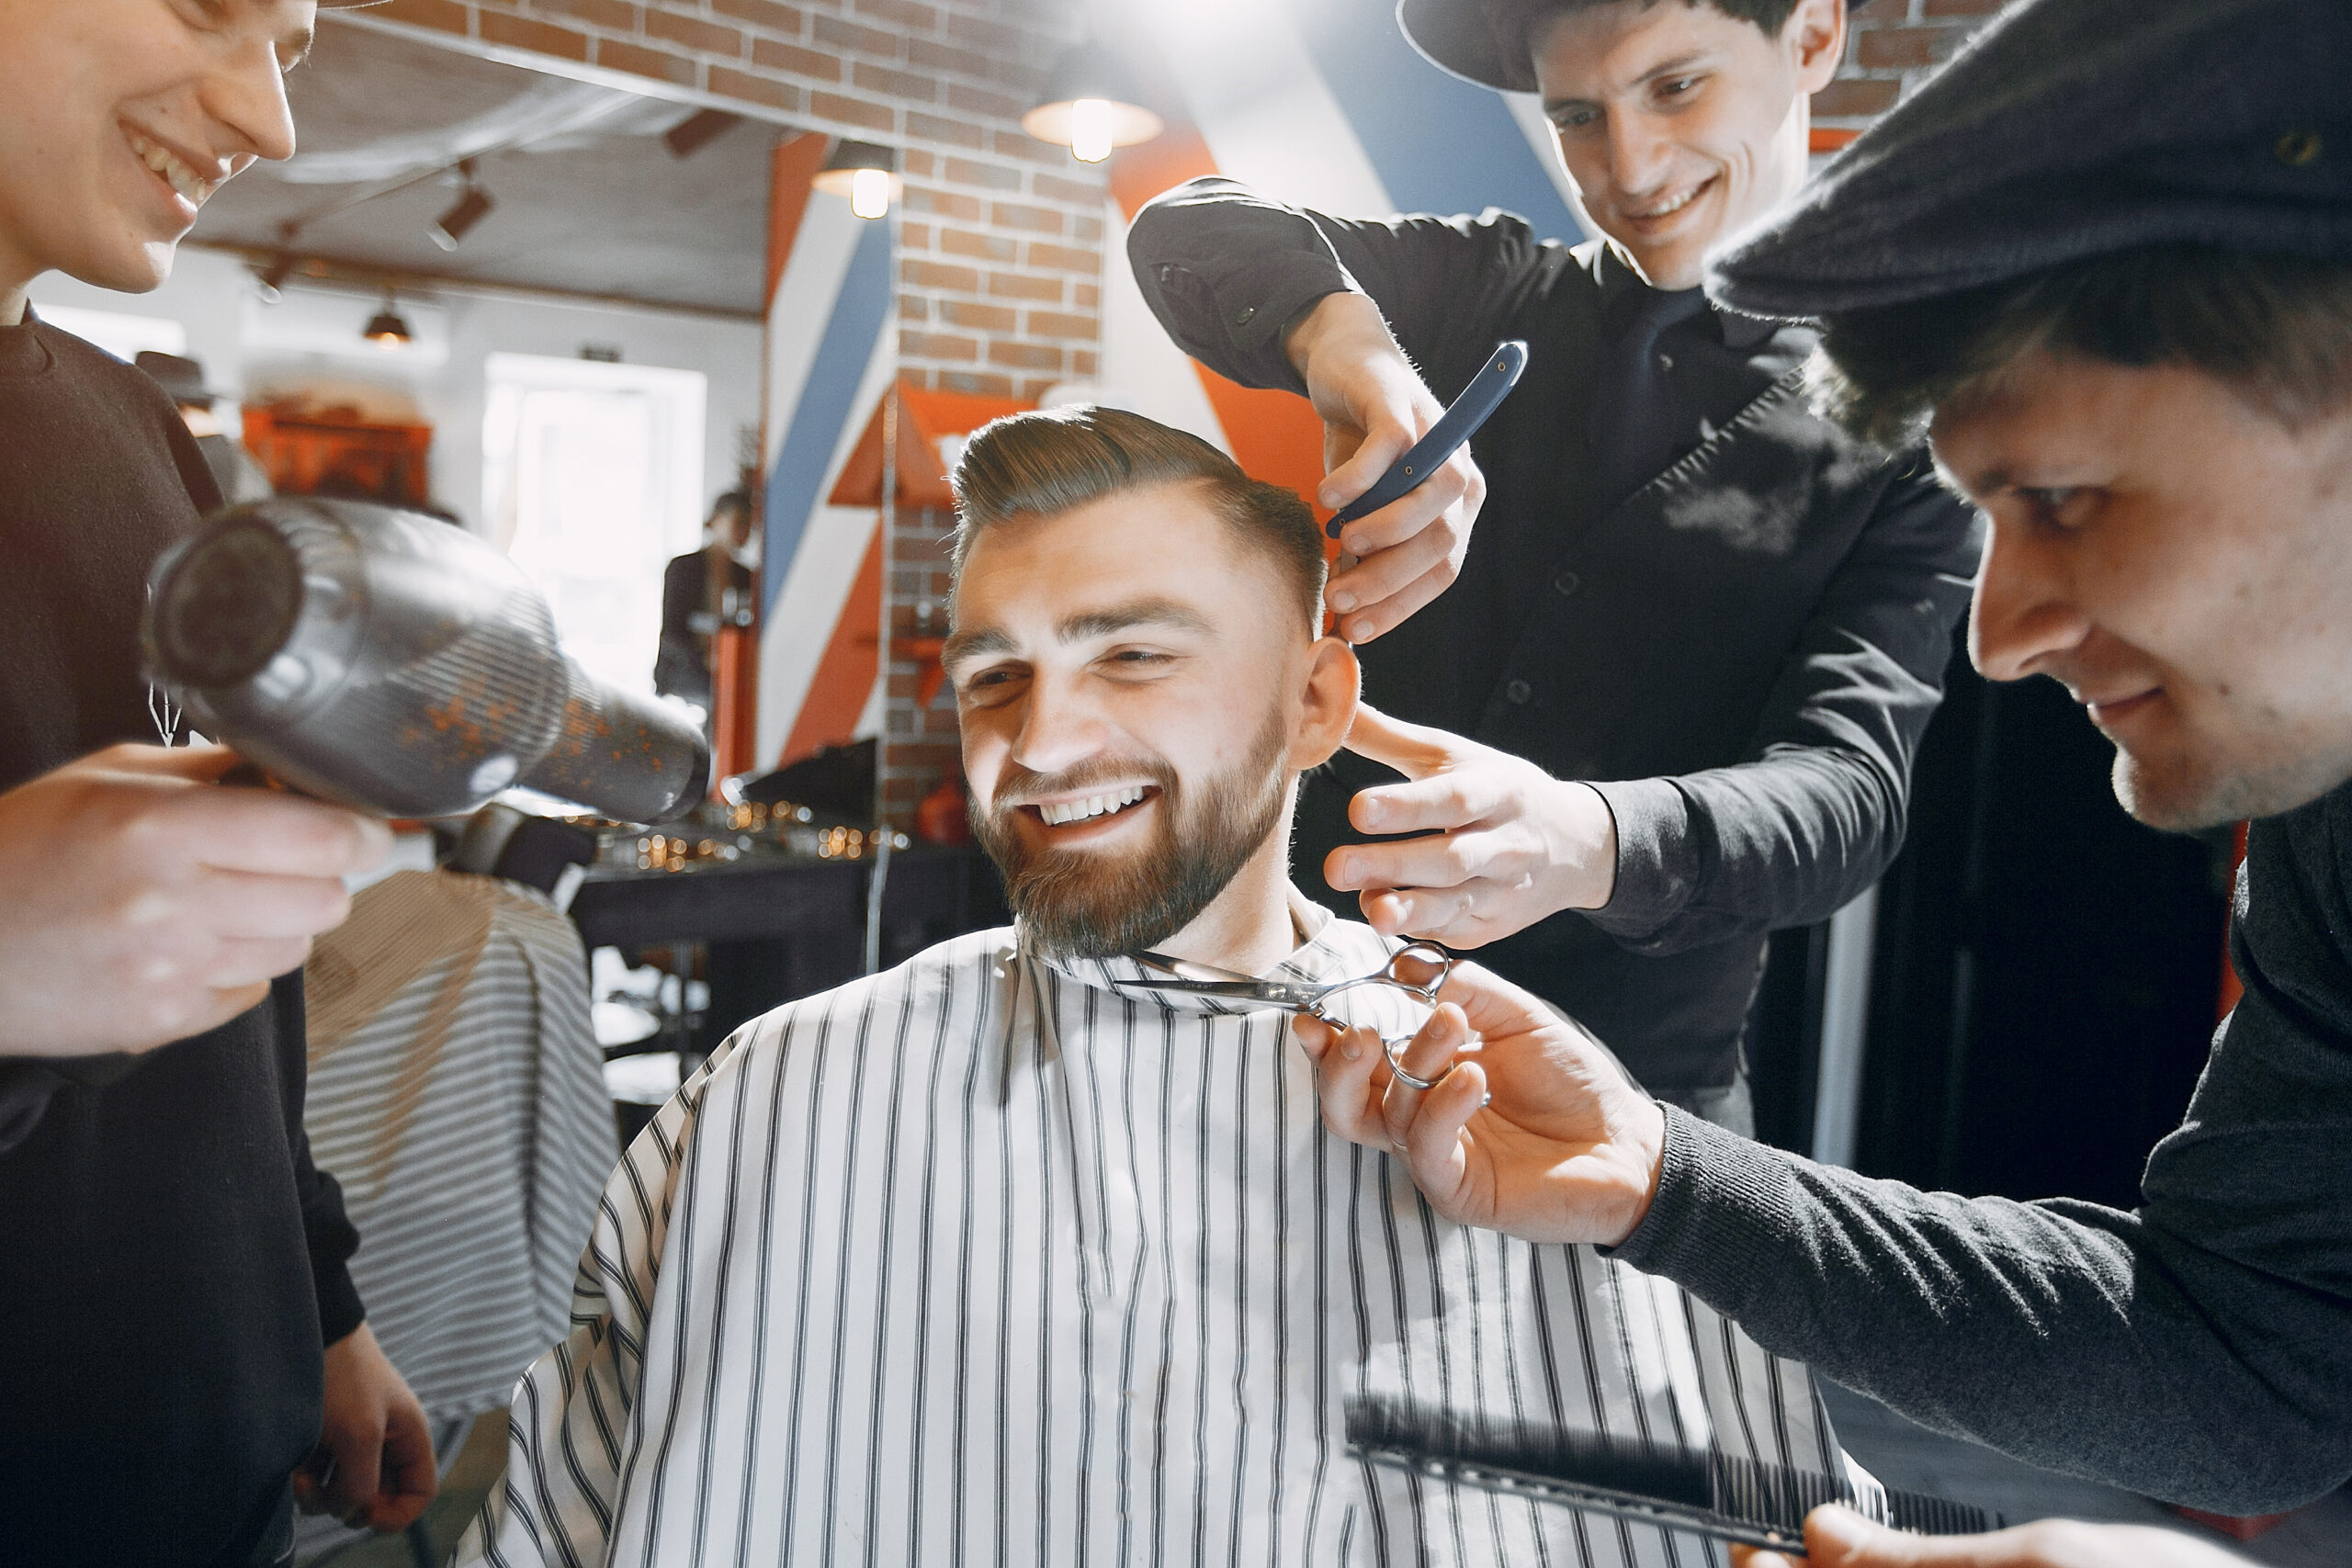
[254,251,297,302]
[430,174,494,252]
[1023,40,1161,164]
[363,290,413,351]
[663,107,742,159]
[812,140,900,220]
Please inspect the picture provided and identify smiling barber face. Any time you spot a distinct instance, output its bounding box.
[0,0,312,304]
[1938,352,2352,832]
[1533,0,1842,291]
[946,480,1353,959]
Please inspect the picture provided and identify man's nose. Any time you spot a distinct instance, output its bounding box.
[206,36,299,166]
[1968,517,2091,682]
[1606,110,1674,204]
[1007,677,1110,776]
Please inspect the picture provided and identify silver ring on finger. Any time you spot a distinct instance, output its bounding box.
[1382,1032,1443,1092]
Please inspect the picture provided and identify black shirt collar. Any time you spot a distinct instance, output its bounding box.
[1592,243,1782,351]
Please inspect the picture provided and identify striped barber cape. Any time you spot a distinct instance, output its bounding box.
[463,896,1865,1566]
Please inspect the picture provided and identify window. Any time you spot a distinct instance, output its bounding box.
[481,353,707,696]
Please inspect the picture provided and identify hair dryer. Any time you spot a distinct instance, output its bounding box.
[141,497,710,824]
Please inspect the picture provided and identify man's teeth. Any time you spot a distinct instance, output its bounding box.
[1637,186,1701,219]
[130,131,213,205]
[1038,785,1148,827]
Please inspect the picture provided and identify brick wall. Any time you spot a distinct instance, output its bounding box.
[1814,0,2005,138]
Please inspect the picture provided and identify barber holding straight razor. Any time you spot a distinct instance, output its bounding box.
[1129,0,1979,1132]
[1299,0,2352,1561]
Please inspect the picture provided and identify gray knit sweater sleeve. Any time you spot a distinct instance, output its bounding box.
[1610,779,2352,1515]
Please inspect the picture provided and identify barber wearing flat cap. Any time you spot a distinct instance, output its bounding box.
[1295,0,2352,1561]
[1128,0,1980,1134]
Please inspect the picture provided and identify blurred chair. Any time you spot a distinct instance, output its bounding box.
[295,817,615,1565]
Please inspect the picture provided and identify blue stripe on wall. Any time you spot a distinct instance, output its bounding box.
[1297,0,1589,244]
[763,212,896,612]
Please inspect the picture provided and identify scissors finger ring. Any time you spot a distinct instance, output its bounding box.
[1382,1032,1445,1091]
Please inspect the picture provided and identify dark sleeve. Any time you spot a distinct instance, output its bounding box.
[1584,464,1981,951]
[1126,176,1564,406]
[1609,801,2352,1513]
[276,973,366,1344]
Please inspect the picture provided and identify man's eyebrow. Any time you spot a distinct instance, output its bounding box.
[278,22,314,70]
[1057,598,1214,642]
[1543,52,1714,111]
[940,626,1013,667]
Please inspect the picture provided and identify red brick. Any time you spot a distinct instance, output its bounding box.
[902,330,980,360]
[900,296,930,321]
[854,61,937,101]
[906,110,984,148]
[482,11,593,58]
[1811,76,1899,117]
[1070,213,1103,243]
[711,0,804,32]
[1016,376,1058,401]
[1031,171,1103,206]
[854,0,938,31]
[752,34,840,76]
[908,38,993,80]
[990,200,1062,235]
[378,0,470,34]
[900,147,936,175]
[1025,241,1100,274]
[942,227,1019,262]
[990,58,1046,95]
[532,0,639,34]
[988,341,1063,371]
[904,185,983,220]
[899,219,933,249]
[944,156,1021,191]
[943,11,1020,52]
[810,89,895,130]
[947,81,1027,121]
[1024,309,1093,339]
[900,257,980,291]
[814,13,899,55]
[986,269,1059,301]
[596,35,696,80]
[645,8,744,55]
[1071,281,1099,309]
[990,128,1068,166]
[1856,24,1962,69]
[708,64,799,110]
[1070,350,1098,377]
[937,368,1015,397]
[942,299,1018,332]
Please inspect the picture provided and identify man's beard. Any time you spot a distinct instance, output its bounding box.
[971,707,1291,961]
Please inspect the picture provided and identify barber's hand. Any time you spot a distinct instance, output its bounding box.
[1286,292,1486,642]
[1732,1506,2256,1568]
[0,743,391,1057]
[300,1322,437,1532]
[1324,705,1616,946]
[1293,959,1664,1247]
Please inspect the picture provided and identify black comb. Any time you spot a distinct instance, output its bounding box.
[1346,1394,2000,1553]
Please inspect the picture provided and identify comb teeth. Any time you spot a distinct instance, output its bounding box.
[1345,1395,1999,1547]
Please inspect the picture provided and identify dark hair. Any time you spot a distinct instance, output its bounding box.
[949,406,1327,629]
[709,490,754,518]
[1813,245,2352,446]
[1501,0,1804,51]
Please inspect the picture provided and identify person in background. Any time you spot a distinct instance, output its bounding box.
[0,1,433,1562]
[1126,0,1980,1134]
[136,347,275,505]
[655,487,757,714]
[1296,0,2352,1562]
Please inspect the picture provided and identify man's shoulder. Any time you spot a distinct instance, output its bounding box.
[728,925,1017,1044]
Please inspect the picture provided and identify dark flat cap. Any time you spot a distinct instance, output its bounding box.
[1709,0,2352,318]
[1398,0,1878,93]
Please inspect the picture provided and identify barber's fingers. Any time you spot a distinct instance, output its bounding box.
[153,785,392,880]
[1318,409,1419,513]
[1340,557,1468,646]
[1358,886,1504,947]
[1292,1013,1391,1147]
[1338,704,1464,781]
[74,739,247,782]
[365,1396,441,1532]
[1378,1000,1476,1147]
[1328,454,1472,559]
[184,867,355,940]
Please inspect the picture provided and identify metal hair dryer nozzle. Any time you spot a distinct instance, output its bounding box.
[142,497,710,823]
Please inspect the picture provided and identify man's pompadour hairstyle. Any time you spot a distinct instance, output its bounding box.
[1812,245,2352,447]
[949,405,1328,627]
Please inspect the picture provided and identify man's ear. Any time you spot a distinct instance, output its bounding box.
[1290,635,1360,772]
[1788,0,1848,93]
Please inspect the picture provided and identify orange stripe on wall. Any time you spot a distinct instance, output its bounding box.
[766,132,829,308]
[1108,123,1337,541]
[779,521,883,763]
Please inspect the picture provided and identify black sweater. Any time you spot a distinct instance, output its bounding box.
[0,315,364,1567]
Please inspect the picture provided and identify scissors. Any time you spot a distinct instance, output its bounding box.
[1110,941,1459,1089]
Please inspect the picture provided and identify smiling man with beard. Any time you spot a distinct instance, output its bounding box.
[465,406,1873,1567]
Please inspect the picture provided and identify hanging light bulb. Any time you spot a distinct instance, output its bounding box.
[812,140,900,221]
[1069,98,1116,164]
[850,165,892,220]
[1023,41,1161,164]
[363,288,413,351]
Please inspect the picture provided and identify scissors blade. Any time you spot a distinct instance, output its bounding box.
[1107,976,1327,1009]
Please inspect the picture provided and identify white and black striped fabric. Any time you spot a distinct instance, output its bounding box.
[461,899,1867,1566]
